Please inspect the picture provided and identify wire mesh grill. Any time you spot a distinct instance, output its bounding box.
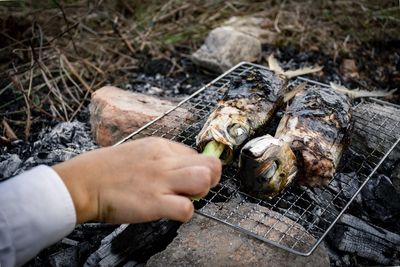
[116,62,400,256]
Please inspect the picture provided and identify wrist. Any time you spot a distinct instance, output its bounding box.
[52,161,98,224]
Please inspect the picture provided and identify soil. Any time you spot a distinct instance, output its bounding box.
[0,1,399,266]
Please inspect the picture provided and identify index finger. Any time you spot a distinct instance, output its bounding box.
[163,138,198,156]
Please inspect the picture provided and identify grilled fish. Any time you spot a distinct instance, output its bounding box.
[196,69,287,162]
[196,56,323,163]
[239,84,353,199]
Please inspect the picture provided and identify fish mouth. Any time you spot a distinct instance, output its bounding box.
[196,120,250,163]
[239,135,298,199]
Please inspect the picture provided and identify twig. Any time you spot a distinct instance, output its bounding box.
[60,56,84,95]
[70,88,90,121]
[52,0,79,55]
[113,17,136,54]
[61,54,93,93]
[0,81,13,97]
[59,63,81,105]
[82,58,105,75]
[27,50,34,98]
[22,94,32,141]
[39,67,70,120]
[0,110,26,116]
[49,98,64,119]
[274,10,282,33]
[2,119,18,140]
[153,3,191,24]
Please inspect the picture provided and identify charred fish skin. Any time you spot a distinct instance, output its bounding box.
[196,69,287,162]
[277,85,352,186]
[239,85,352,199]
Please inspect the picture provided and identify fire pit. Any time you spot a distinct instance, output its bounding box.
[114,62,400,256]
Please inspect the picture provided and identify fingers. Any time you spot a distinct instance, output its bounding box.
[166,155,222,186]
[166,163,221,197]
[159,195,194,222]
[164,139,198,155]
[152,137,198,156]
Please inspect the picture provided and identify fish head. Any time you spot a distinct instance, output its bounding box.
[239,135,297,199]
[196,106,251,163]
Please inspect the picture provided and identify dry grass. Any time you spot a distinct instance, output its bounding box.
[0,0,399,140]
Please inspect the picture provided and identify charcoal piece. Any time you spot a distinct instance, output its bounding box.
[328,172,360,200]
[304,187,339,224]
[328,214,400,265]
[48,241,91,267]
[391,163,400,193]
[361,174,400,227]
[84,220,180,267]
[121,260,143,267]
[49,246,79,267]
[325,242,356,267]
[0,153,22,180]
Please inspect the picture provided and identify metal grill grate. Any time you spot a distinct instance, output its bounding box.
[115,62,400,256]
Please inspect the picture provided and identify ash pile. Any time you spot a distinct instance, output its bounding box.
[0,121,96,180]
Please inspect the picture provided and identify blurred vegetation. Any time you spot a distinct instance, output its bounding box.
[0,0,399,140]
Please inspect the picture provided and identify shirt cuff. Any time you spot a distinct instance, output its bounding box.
[0,165,76,266]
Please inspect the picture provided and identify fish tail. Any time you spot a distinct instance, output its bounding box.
[330,82,396,99]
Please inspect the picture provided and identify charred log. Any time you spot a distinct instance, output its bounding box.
[84,220,180,266]
[327,214,400,265]
[349,101,400,178]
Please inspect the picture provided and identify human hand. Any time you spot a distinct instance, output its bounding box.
[52,137,222,224]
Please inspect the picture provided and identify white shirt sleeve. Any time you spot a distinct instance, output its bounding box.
[0,165,77,267]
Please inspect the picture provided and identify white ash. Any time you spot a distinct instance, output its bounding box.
[0,121,97,180]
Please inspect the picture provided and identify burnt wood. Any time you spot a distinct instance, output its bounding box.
[328,214,400,265]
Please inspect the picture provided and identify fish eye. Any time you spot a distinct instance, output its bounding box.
[228,124,248,144]
[260,160,279,181]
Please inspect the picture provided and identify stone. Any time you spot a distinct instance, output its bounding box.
[223,15,277,44]
[340,59,359,80]
[90,86,191,146]
[147,201,330,267]
[191,26,262,73]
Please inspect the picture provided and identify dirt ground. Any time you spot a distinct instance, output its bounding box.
[0,0,399,141]
[0,1,399,266]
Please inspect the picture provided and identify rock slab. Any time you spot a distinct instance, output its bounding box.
[147,201,330,267]
[223,15,277,44]
[90,86,190,146]
[191,26,261,73]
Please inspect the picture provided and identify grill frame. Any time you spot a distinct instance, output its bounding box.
[113,62,400,256]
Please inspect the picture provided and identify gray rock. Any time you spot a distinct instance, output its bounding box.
[147,202,330,267]
[223,16,277,44]
[191,26,261,73]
